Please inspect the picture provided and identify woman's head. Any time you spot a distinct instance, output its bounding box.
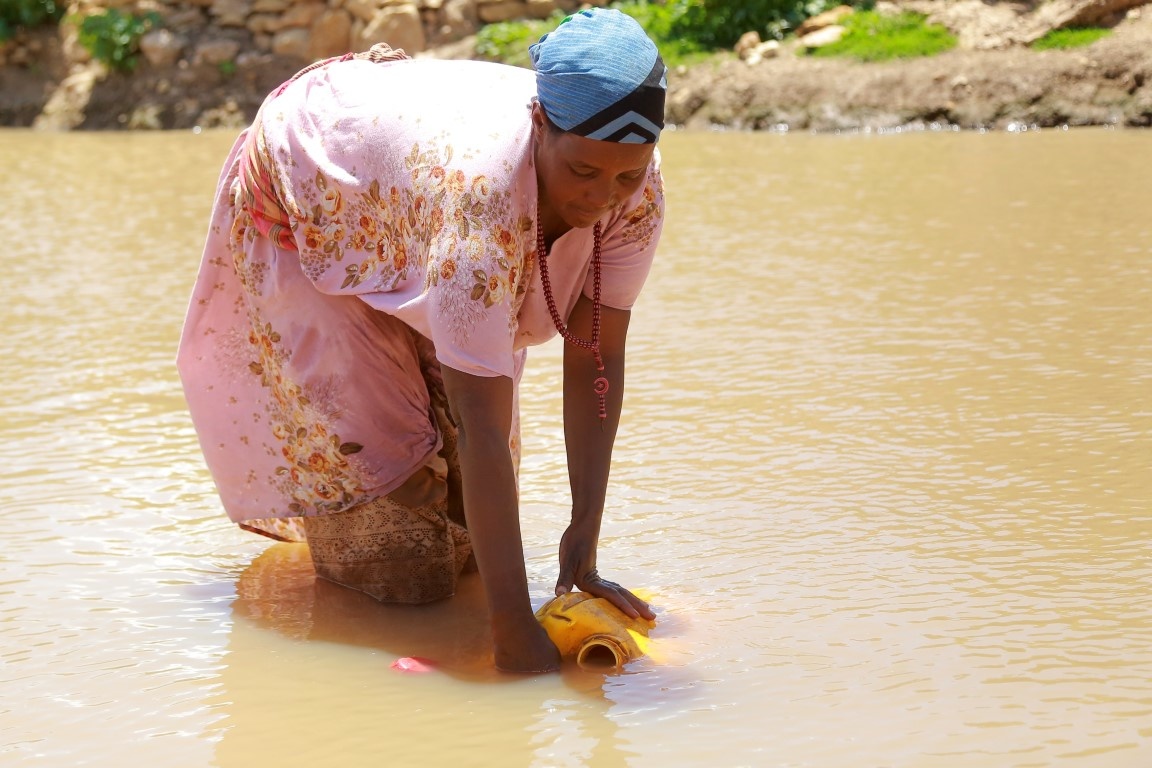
[530,9,667,144]
[529,9,667,230]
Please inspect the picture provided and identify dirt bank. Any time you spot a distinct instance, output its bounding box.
[668,10,1152,132]
[2,7,1150,132]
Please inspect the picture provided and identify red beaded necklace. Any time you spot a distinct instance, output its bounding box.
[536,219,609,424]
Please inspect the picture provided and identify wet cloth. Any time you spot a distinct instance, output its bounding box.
[176,56,665,543]
[301,391,473,604]
[302,493,471,603]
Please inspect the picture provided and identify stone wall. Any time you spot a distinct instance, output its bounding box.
[40,0,608,71]
[0,0,617,128]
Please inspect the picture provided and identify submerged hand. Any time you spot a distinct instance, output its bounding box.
[491,612,561,673]
[555,524,656,622]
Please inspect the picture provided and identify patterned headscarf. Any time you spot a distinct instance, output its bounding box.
[529,8,667,144]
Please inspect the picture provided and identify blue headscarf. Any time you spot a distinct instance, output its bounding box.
[529,9,667,144]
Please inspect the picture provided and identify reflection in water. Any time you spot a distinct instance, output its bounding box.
[1,126,1150,767]
[213,544,634,767]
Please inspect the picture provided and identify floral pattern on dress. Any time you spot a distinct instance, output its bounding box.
[618,166,665,249]
[228,206,268,296]
[245,314,373,516]
[225,132,543,517]
[262,137,533,348]
[217,197,375,516]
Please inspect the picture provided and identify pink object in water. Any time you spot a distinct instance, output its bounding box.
[391,656,435,673]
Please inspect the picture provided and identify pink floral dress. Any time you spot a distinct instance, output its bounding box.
[177,57,665,538]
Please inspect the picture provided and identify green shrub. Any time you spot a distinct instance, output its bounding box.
[612,0,704,61]
[0,0,66,42]
[74,8,161,72]
[669,0,861,48]
[1031,27,1111,50]
[807,10,956,61]
[474,12,563,68]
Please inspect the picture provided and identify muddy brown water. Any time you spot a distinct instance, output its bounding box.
[1,127,1149,767]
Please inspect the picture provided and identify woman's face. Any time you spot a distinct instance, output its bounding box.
[532,103,655,231]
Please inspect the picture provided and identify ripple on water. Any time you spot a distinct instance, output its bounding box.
[2,129,1152,767]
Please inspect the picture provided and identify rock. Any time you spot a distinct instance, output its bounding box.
[33,62,104,130]
[795,5,854,37]
[194,37,241,65]
[735,30,762,59]
[210,0,251,27]
[746,40,780,66]
[476,0,528,24]
[197,98,248,128]
[246,12,280,34]
[415,33,477,58]
[162,8,208,33]
[356,5,426,54]
[280,2,326,28]
[310,9,354,58]
[525,0,558,19]
[799,25,847,48]
[126,103,164,129]
[60,23,90,65]
[433,0,479,43]
[271,27,311,58]
[139,29,187,68]
[345,0,384,24]
[251,0,291,11]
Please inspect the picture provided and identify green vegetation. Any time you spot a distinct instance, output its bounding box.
[0,0,65,42]
[476,0,871,68]
[74,8,161,72]
[661,0,863,49]
[474,11,564,68]
[807,10,956,61]
[612,0,709,63]
[1031,26,1111,50]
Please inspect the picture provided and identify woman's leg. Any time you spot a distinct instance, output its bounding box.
[300,325,471,604]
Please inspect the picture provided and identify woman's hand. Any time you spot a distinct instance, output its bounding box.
[491,612,561,673]
[555,521,656,621]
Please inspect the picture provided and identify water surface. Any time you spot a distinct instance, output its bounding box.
[1,126,1149,767]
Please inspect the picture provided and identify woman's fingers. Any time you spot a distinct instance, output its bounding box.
[555,526,589,597]
[578,571,654,621]
[554,554,576,596]
[624,589,657,621]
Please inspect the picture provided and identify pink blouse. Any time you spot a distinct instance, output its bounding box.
[177,58,665,528]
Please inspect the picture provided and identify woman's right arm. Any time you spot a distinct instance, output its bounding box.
[440,366,561,673]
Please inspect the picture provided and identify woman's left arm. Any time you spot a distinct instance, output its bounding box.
[555,293,656,620]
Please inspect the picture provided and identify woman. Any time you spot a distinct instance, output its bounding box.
[177,8,666,672]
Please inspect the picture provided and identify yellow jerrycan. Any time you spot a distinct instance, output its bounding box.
[535,591,656,668]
